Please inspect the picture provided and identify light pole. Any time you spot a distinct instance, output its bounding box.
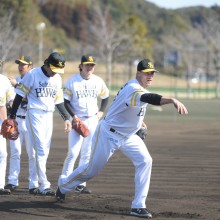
[36,22,46,65]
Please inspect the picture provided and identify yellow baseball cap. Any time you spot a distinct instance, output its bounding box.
[137,59,158,73]
[46,52,65,74]
[15,56,33,65]
[81,54,96,65]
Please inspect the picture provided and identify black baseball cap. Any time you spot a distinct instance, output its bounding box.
[137,59,158,73]
[15,55,33,65]
[81,54,96,64]
[46,52,65,74]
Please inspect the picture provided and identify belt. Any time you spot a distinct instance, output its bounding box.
[110,128,116,133]
[17,115,25,119]
[109,128,126,138]
[82,115,94,118]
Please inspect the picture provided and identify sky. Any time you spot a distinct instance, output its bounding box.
[146,0,220,9]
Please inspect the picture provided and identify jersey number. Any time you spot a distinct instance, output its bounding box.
[137,107,145,116]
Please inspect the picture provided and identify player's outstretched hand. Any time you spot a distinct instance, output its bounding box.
[172,98,188,115]
[64,120,72,133]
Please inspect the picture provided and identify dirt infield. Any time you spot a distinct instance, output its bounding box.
[0,99,219,220]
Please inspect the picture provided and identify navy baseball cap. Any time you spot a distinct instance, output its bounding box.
[137,59,158,73]
[81,54,96,64]
[46,52,65,74]
[15,55,33,65]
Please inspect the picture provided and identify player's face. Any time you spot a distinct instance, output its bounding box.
[80,64,95,79]
[18,63,32,77]
[45,65,57,77]
[137,71,155,88]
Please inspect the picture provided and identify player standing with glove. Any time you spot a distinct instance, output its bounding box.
[56,58,188,218]
[9,52,72,196]
[61,54,109,193]
[0,73,15,195]
[5,55,39,193]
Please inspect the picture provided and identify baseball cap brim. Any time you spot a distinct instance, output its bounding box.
[15,59,30,65]
[82,61,96,65]
[49,64,64,74]
[141,68,158,73]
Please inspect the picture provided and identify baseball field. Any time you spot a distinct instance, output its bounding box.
[0,98,219,220]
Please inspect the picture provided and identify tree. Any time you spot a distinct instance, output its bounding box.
[0,12,19,74]
[195,15,220,98]
[79,4,152,88]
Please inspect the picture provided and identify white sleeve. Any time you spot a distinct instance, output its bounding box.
[54,75,64,105]
[15,71,33,98]
[63,79,72,101]
[99,78,109,99]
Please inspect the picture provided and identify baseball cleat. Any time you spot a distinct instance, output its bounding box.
[56,187,65,202]
[0,188,11,195]
[130,208,152,218]
[75,185,91,194]
[29,188,40,195]
[40,188,55,196]
[4,184,18,191]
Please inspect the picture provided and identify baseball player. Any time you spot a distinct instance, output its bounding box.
[56,58,188,218]
[9,52,72,196]
[5,56,39,193]
[0,74,15,195]
[61,54,109,193]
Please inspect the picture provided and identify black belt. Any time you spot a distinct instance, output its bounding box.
[110,128,116,133]
[17,115,25,119]
[109,128,126,138]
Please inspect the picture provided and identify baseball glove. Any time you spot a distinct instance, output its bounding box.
[1,119,19,140]
[72,116,90,137]
[136,126,147,140]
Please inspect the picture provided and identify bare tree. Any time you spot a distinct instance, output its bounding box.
[160,22,215,98]
[87,5,132,88]
[0,12,19,74]
[196,16,220,98]
[77,4,152,89]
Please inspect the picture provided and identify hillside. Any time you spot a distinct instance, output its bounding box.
[36,0,220,46]
[1,0,219,97]
[1,0,219,60]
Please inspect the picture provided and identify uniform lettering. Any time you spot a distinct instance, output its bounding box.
[76,90,98,99]
[35,88,56,98]
[137,107,145,116]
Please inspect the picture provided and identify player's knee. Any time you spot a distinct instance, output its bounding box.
[143,155,153,167]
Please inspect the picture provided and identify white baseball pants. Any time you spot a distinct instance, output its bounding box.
[0,127,7,189]
[8,117,38,189]
[58,120,152,208]
[61,115,99,187]
[26,109,53,192]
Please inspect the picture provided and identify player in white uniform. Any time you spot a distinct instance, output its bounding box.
[0,74,15,195]
[9,52,72,196]
[5,56,39,193]
[56,58,188,218]
[62,54,109,193]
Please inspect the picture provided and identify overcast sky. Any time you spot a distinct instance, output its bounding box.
[146,0,220,9]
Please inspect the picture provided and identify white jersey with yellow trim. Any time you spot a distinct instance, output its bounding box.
[15,67,63,112]
[64,73,109,117]
[104,79,148,136]
[0,74,15,107]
